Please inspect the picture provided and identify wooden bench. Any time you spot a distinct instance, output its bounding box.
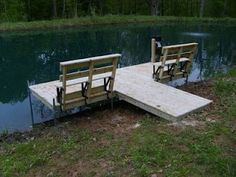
[152,43,198,82]
[56,54,121,111]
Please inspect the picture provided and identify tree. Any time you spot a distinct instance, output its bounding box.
[146,0,160,16]
[0,0,236,22]
[62,0,66,17]
[222,0,228,16]
[52,0,57,18]
[26,0,31,21]
[199,0,205,17]
[74,0,78,18]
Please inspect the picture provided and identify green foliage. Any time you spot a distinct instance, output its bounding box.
[0,0,25,22]
[0,0,236,22]
[0,15,236,32]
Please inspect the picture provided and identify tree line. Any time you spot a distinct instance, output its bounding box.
[0,0,235,22]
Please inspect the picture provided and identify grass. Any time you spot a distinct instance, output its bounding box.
[0,15,236,32]
[0,69,235,177]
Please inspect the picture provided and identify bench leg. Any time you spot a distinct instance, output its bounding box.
[185,75,189,84]
[53,98,61,125]
[111,97,114,111]
[53,108,62,125]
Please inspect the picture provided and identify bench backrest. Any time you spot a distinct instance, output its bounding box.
[160,43,198,65]
[59,54,120,110]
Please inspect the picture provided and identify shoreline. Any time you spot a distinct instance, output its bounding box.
[1,15,236,32]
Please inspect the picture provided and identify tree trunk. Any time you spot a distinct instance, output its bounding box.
[88,0,93,15]
[98,0,103,15]
[74,0,78,18]
[160,0,164,16]
[62,0,66,18]
[146,0,159,16]
[26,0,31,21]
[152,0,159,16]
[3,0,7,12]
[199,0,205,17]
[52,0,57,18]
[222,0,228,17]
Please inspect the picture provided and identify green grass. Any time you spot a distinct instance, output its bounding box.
[214,69,236,121]
[0,140,52,176]
[0,15,236,32]
[0,69,235,177]
[128,119,236,177]
[0,127,94,177]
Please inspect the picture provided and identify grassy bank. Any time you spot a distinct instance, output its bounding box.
[0,70,236,177]
[1,15,236,32]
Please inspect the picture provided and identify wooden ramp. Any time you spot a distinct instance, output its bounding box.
[30,62,212,121]
[114,63,211,121]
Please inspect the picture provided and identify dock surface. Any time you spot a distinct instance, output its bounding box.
[30,62,212,121]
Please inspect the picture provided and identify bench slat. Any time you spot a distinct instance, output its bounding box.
[60,54,120,71]
[162,43,198,50]
[60,65,114,82]
[65,91,83,101]
[153,58,190,66]
[63,92,112,110]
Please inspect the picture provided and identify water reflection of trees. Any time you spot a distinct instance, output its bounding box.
[197,26,236,78]
[165,25,236,79]
[0,24,235,104]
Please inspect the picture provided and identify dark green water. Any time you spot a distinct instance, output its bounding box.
[0,24,236,133]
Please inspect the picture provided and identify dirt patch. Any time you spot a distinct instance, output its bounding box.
[168,119,205,128]
[177,81,219,108]
[168,80,222,128]
[60,159,114,177]
[67,102,146,137]
[0,102,146,144]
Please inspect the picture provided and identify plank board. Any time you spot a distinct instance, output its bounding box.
[29,62,212,121]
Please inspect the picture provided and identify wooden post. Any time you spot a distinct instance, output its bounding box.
[173,47,183,76]
[159,49,168,79]
[87,60,94,102]
[109,57,118,93]
[62,66,67,110]
[186,45,197,73]
[151,38,156,63]
[109,56,119,110]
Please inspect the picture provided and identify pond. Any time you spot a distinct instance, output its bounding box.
[0,23,236,133]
